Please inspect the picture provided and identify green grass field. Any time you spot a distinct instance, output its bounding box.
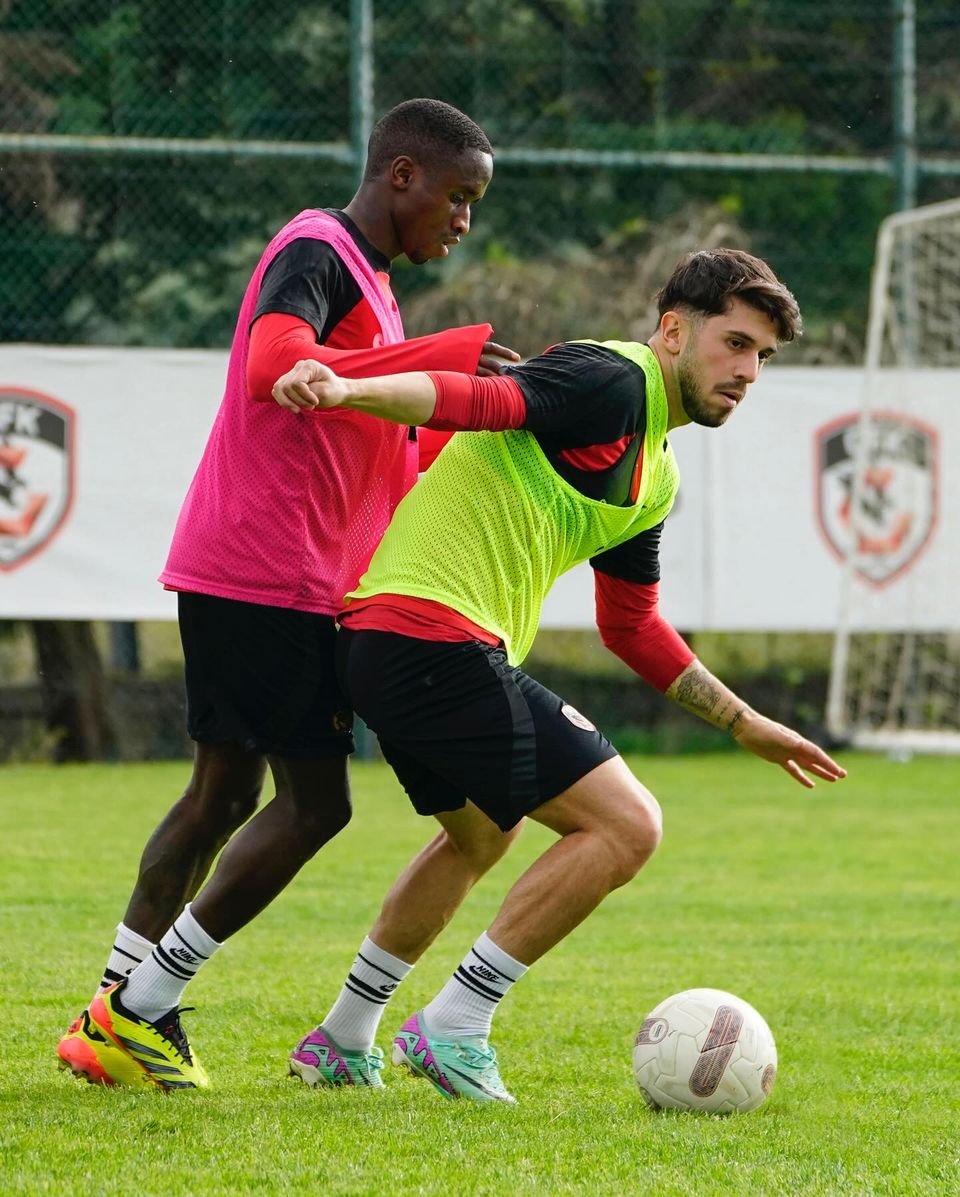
[2,753,958,1196]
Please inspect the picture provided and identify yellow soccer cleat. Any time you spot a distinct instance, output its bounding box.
[57,1006,156,1088]
[59,982,209,1091]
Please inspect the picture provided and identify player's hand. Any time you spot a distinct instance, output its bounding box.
[477,341,521,377]
[732,712,847,789]
[272,360,348,412]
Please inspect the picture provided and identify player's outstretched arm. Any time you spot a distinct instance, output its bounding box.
[272,359,439,425]
[665,660,847,789]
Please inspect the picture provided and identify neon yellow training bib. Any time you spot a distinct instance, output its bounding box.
[348,341,679,665]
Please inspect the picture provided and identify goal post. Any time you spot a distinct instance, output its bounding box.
[826,197,960,753]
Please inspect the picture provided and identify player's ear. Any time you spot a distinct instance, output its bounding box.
[390,155,415,190]
[659,310,684,356]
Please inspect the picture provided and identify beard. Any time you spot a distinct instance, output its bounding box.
[677,350,732,428]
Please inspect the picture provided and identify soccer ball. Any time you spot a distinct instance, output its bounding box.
[632,988,777,1114]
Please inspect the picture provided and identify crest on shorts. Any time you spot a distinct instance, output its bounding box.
[815,412,938,587]
[0,387,75,572]
[561,703,596,732]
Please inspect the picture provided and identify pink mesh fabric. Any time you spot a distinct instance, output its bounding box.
[159,211,415,613]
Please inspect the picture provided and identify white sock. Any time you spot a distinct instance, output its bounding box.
[121,904,221,1023]
[423,932,528,1041]
[322,937,414,1051]
[99,923,154,992]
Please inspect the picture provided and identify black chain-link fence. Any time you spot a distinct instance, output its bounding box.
[3,1,960,352]
[3,1,959,760]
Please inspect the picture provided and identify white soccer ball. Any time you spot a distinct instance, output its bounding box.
[632,987,777,1114]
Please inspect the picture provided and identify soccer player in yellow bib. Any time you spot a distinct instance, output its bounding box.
[273,248,847,1103]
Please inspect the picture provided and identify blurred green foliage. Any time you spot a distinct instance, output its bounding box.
[2,1,959,351]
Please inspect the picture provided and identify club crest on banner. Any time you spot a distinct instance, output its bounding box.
[0,387,75,572]
[815,412,938,587]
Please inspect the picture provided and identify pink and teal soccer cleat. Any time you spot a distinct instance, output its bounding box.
[288,1025,385,1088]
[391,1011,516,1104]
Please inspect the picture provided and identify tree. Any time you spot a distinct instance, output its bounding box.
[29,620,117,761]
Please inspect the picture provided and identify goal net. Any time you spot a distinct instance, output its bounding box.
[826,197,960,753]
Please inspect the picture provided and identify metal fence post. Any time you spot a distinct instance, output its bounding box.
[351,0,374,187]
[893,0,917,212]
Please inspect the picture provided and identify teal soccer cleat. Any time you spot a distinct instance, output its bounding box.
[392,1011,516,1104]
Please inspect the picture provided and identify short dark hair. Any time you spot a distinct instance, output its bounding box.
[363,98,493,180]
[655,249,802,343]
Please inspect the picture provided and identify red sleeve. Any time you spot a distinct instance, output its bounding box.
[417,428,457,471]
[416,374,526,470]
[246,313,493,401]
[594,572,695,692]
[423,372,527,431]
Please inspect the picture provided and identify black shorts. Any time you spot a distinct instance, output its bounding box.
[337,627,618,831]
[178,591,353,758]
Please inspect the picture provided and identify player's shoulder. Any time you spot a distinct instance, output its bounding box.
[538,339,640,367]
[513,340,643,388]
[270,211,385,273]
[271,233,345,271]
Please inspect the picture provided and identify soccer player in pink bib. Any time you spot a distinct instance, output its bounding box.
[56,99,520,1091]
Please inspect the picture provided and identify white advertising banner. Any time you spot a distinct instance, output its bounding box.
[0,346,223,619]
[1,348,958,629]
[542,366,960,631]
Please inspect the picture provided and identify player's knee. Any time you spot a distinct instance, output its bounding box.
[177,777,261,841]
[224,785,261,828]
[293,792,352,847]
[606,792,662,884]
[449,817,523,873]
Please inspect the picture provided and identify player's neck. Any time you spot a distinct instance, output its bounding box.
[342,191,401,261]
[647,336,691,430]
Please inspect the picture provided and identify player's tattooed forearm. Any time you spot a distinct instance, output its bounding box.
[674,667,722,715]
[673,666,748,730]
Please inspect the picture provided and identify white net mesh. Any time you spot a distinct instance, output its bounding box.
[827,198,960,752]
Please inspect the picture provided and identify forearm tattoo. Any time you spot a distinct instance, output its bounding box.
[673,664,748,732]
[674,668,721,715]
